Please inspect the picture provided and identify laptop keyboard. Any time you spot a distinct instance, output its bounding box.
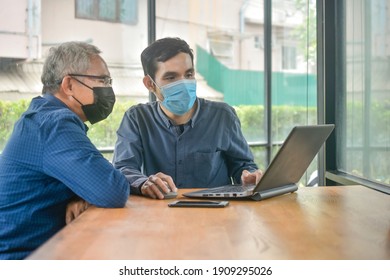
[208,185,248,193]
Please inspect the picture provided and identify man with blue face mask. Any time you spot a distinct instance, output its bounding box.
[113,37,262,199]
[148,77,197,116]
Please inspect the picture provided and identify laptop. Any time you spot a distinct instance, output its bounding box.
[183,124,335,201]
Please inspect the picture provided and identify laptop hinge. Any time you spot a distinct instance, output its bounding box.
[251,184,298,201]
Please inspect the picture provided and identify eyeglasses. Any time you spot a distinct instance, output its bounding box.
[69,74,113,87]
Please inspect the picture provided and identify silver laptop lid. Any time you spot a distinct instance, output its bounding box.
[183,124,334,200]
[253,124,335,194]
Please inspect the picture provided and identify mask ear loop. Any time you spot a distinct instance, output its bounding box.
[72,95,84,106]
[69,76,93,106]
[147,75,161,92]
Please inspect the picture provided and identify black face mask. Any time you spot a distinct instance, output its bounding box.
[81,87,116,124]
[71,78,116,124]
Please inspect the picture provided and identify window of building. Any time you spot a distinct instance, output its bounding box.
[282,46,297,70]
[254,35,261,49]
[75,0,138,25]
[207,35,234,66]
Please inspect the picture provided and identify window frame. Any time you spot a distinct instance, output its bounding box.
[317,0,390,194]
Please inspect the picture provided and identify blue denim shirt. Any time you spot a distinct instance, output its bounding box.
[113,98,258,194]
[0,94,129,259]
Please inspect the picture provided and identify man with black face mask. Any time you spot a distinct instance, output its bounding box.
[0,41,130,260]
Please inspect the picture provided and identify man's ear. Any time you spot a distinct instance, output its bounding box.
[60,76,74,96]
[142,75,155,92]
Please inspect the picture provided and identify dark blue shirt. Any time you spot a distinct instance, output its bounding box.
[113,98,258,194]
[0,94,130,260]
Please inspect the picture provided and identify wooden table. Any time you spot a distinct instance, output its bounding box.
[27,185,390,260]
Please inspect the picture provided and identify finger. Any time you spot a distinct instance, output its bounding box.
[153,178,171,193]
[242,170,259,185]
[146,174,175,199]
[66,211,75,224]
[163,177,177,192]
[83,202,90,211]
[255,170,263,184]
[144,185,157,199]
[150,183,165,199]
[154,173,177,192]
[241,170,250,182]
[142,182,162,199]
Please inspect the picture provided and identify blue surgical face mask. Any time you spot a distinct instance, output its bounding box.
[150,76,197,115]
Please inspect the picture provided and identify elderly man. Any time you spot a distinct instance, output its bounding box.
[0,41,130,259]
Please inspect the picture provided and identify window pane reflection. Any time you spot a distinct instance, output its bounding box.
[156,1,317,177]
[339,0,390,186]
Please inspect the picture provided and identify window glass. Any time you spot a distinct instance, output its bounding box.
[282,46,297,70]
[272,0,317,140]
[338,0,390,186]
[99,0,116,21]
[155,0,267,170]
[75,0,138,25]
[272,0,317,185]
[76,0,96,19]
[1,0,318,182]
[156,0,317,183]
[120,0,138,24]
[0,0,146,160]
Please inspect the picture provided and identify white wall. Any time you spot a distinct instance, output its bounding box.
[0,0,40,59]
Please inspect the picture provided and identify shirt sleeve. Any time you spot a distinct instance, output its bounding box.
[223,107,258,183]
[42,112,130,208]
[113,110,148,195]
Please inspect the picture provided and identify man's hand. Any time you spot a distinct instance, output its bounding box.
[141,172,177,199]
[66,198,90,224]
[241,169,263,186]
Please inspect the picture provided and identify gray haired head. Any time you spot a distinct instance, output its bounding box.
[41,41,101,94]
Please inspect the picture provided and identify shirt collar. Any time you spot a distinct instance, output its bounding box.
[42,93,89,132]
[156,98,200,128]
[42,93,68,108]
[156,101,171,128]
[190,98,200,127]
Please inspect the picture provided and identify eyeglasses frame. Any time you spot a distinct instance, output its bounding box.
[68,74,113,87]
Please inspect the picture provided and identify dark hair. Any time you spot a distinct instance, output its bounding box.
[140,37,194,79]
